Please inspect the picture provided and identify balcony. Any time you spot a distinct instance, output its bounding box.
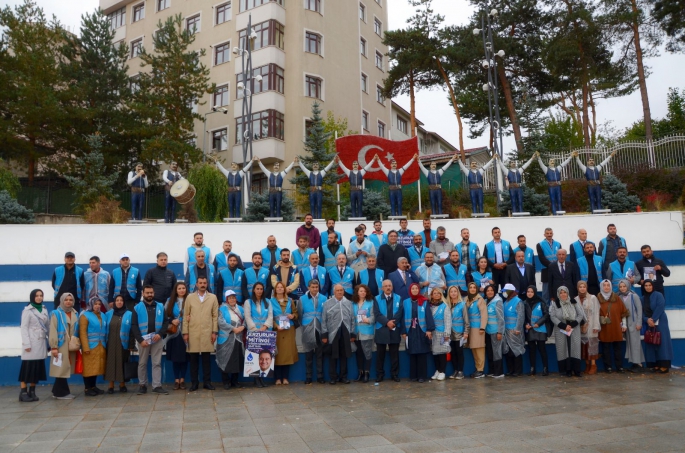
[236,2,286,29]
[234,47,286,74]
[99,0,129,14]
[232,138,285,164]
[233,91,285,117]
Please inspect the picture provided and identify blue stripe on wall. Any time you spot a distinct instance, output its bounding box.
[526,250,685,271]
[0,263,186,283]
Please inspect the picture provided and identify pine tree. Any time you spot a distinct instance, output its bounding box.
[498,187,550,216]
[342,190,391,221]
[243,191,295,222]
[601,174,640,212]
[0,190,34,224]
[0,159,21,198]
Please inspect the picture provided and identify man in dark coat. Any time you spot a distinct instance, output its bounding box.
[373,279,404,382]
[377,230,409,276]
[548,249,580,302]
[504,250,536,295]
[635,245,671,295]
[387,257,420,301]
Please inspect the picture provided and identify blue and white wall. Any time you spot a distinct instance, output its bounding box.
[1,211,683,383]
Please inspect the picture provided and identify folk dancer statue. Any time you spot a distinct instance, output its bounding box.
[457,156,496,214]
[257,158,295,218]
[376,154,418,217]
[495,154,535,213]
[573,151,616,212]
[127,163,149,221]
[338,156,374,218]
[418,156,456,216]
[216,157,254,219]
[162,161,183,223]
[297,156,336,219]
[536,152,572,215]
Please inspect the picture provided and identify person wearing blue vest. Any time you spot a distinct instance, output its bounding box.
[244,282,273,332]
[105,295,133,394]
[49,293,79,399]
[83,256,111,309]
[297,156,337,219]
[369,220,388,250]
[457,228,481,272]
[79,297,108,396]
[131,286,168,395]
[325,254,356,300]
[396,219,415,249]
[407,234,428,272]
[597,223,627,274]
[185,232,212,274]
[52,251,85,311]
[299,253,330,297]
[271,282,299,385]
[573,150,616,212]
[347,227,377,272]
[523,286,550,376]
[418,156,456,215]
[164,282,189,390]
[536,227,562,302]
[108,253,142,312]
[376,154,418,216]
[569,228,594,264]
[608,247,637,293]
[216,158,254,219]
[418,219,437,248]
[162,161,184,223]
[127,163,148,221]
[217,255,245,304]
[356,255,384,298]
[216,290,247,390]
[428,288,451,381]
[535,151,572,215]
[322,284,356,384]
[214,240,245,273]
[257,157,295,218]
[483,227,515,291]
[496,153,536,213]
[577,242,604,295]
[319,231,346,272]
[513,235,535,268]
[320,218,343,248]
[458,156,496,214]
[292,236,316,273]
[471,256,494,296]
[501,284,525,377]
[444,250,469,296]
[299,279,327,384]
[268,249,300,300]
[242,252,270,303]
[261,235,283,270]
[373,280,404,382]
[447,285,469,379]
[339,157,374,218]
[481,284,503,378]
[186,249,216,294]
[352,285,375,383]
[403,283,435,383]
[416,252,446,297]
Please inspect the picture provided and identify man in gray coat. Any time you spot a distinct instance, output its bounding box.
[429,227,455,267]
[322,284,356,384]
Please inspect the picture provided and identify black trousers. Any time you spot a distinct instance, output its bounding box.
[433,354,447,373]
[305,344,324,379]
[409,353,428,380]
[355,341,371,373]
[52,378,71,397]
[528,340,548,370]
[328,336,348,381]
[189,352,212,384]
[492,268,506,292]
[485,334,503,376]
[450,340,464,372]
[274,365,290,381]
[602,341,623,370]
[83,375,98,389]
[221,372,241,385]
[376,343,400,378]
[505,351,523,375]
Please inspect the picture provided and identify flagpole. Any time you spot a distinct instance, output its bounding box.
[416,136,422,214]
[335,131,341,221]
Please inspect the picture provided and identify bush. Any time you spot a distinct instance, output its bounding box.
[341,189,391,220]
[614,167,685,204]
[188,164,228,222]
[84,196,130,224]
[560,180,591,213]
[0,190,34,224]
[244,191,295,222]
[498,186,551,216]
[601,174,640,213]
[0,160,20,198]
[643,191,673,211]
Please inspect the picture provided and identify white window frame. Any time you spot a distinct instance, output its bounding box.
[376,84,385,105]
[131,2,145,23]
[129,36,144,59]
[156,0,171,13]
[210,126,229,152]
[397,116,408,135]
[304,73,325,101]
[213,40,232,66]
[362,110,370,131]
[360,36,367,57]
[374,16,382,36]
[304,0,323,15]
[213,82,231,108]
[185,12,202,34]
[375,0,382,6]
[359,2,366,22]
[214,1,232,25]
[361,72,368,93]
[304,29,324,57]
[375,49,384,71]
[377,120,386,138]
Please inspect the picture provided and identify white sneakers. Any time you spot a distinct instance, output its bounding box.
[54,394,76,400]
[431,370,440,380]
[436,372,446,381]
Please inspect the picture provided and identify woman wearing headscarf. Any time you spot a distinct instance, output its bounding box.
[79,297,108,396]
[575,281,601,375]
[642,280,673,373]
[402,282,435,383]
[18,289,49,402]
[482,284,504,378]
[244,282,273,331]
[272,281,299,385]
[523,285,549,376]
[217,290,246,389]
[104,295,132,394]
[165,282,189,390]
[597,279,629,373]
[465,282,488,378]
[429,287,451,381]
[549,286,585,377]
[49,293,79,399]
[448,285,469,379]
[502,284,525,377]
[617,279,644,372]
[352,284,375,383]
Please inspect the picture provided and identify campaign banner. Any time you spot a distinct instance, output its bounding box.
[243,330,277,378]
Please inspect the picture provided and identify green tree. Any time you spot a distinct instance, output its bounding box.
[0,190,34,224]
[0,159,21,198]
[244,191,295,222]
[188,164,228,222]
[649,0,685,52]
[341,190,391,221]
[498,187,550,216]
[601,174,641,212]
[623,88,685,139]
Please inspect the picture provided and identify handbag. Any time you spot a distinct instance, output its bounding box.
[644,327,661,346]
[167,322,178,335]
[74,351,84,375]
[600,301,613,325]
[124,359,139,382]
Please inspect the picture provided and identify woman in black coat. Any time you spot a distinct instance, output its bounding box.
[523,285,550,376]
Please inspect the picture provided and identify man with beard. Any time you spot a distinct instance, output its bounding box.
[607,246,637,293]
[186,250,215,294]
[52,252,84,311]
[108,253,142,311]
[295,213,321,250]
[132,285,169,395]
[443,250,468,296]
[407,234,428,272]
[217,255,245,304]
[430,227,454,267]
[185,232,211,274]
[319,231,346,271]
[214,240,244,273]
[183,277,219,391]
[457,228,480,272]
[325,254,355,300]
[242,252,270,303]
[416,251,446,296]
[299,279,327,384]
[143,252,177,304]
[577,242,603,296]
[260,235,282,270]
[377,230,409,276]
[268,249,300,299]
[635,245,671,295]
[320,218,343,246]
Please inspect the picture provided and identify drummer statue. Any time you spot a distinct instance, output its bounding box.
[162,161,183,223]
[127,162,149,221]
[418,155,456,215]
[495,153,535,213]
[296,156,337,219]
[457,156,496,214]
[536,151,572,215]
[376,154,418,217]
[215,157,254,219]
[337,156,374,218]
[573,150,616,212]
[257,158,295,218]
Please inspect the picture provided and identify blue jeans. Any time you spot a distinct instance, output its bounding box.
[548,185,562,215]
[131,191,144,220]
[228,191,242,218]
[350,190,363,217]
[309,189,322,219]
[470,189,483,214]
[269,191,282,217]
[164,191,176,223]
[588,184,602,211]
[429,189,442,215]
[389,189,402,216]
[509,188,523,213]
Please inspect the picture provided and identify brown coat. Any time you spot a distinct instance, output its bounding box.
[597,293,629,343]
[182,292,219,353]
[466,297,488,349]
[273,298,299,366]
[79,313,107,377]
[48,309,77,378]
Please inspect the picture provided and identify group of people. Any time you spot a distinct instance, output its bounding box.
[17,218,674,401]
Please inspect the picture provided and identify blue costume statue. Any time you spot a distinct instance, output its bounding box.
[376,154,417,217]
[457,156,496,214]
[338,158,374,218]
[297,157,336,219]
[127,163,149,221]
[573,151,616,212]
[496,154,535,213]
[257,158,295,218]
[162,162,183,223]
[216,158,254,219]
[536,153,572,215]
[418,156,455,215]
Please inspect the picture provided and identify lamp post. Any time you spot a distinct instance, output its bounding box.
[474,9,505,202]
[202,107,229,162]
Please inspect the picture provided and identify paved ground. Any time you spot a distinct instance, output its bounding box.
[1,370,684,453]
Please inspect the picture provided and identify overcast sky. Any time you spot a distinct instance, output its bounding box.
[7,0,685,155]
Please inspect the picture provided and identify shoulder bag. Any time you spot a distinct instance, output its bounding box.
[644,327,661,346]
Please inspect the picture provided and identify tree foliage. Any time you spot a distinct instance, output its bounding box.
[244,191,295,222]
[0,190,34,224]
[601,173,641,212]
[649,0,685,52]
[0,159,21,198]
[188,164,228,222]
[341,190,392,221]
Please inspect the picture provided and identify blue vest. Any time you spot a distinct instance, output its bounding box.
[260,247,282,268]
[427,171,441,185]
[300,293,325,326]
[571,241,594,262]
[112,267,139,299]
[419,230,437,246]
[227,171,243,188]
[538,240,561,269]
[468,300,482,329]
[585,166,600,181]
[349,171,364,187]
[187,264,215,293]
[301,266,328,289]
[309,172,324,187]
[513,247,534,266]
[485,240,511,263]
[467,170,483,185]
[248,299,270,329]
[578,255,603,283]
[530,302,547,333]
[504,296,522,330]
[354,301,375,335]
[432,303,447,333]
[375,293,401,329]
[219,268,245,302]
[609,259,635,293]
[403,299,427,332]
[215,252,241,273]
[407,246,427,272]
[218,304,244,345]
[507,170,522,183]
[321,230,343,248]
[545,167,561,182]
[599,237,626,262]
[271,298,292,319]
[53,307,79,349]
[105,310,132,346]
[369,232,387,249]
[388,170,402,186]
[445,264,468,291]
[471,271,492,292]
[131,174,145,188]
[244,267,270,297]
[486,298,500,334]
[322,247,344,272]
[134,301,164,336]
[81,311,107,349]
[188,245,211,267]
[359,268,384,291]
[292,248,316,272]
[269,172,284,188]
[84,269,109,303]
[329,266,355,294]
[451,301,465,334]
[53,265,84,299]
[458,242,479,267]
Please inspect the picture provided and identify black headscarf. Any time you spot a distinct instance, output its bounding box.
[29,289,43,313]
[523,285,543,308]
[112,296,128,317]
[642,279,654,318]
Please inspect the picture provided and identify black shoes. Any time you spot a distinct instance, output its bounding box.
[329,380,336,385]
[376,376,384,383]
[223,382,231,390]
[363,372,370,383]
[340,378,351,384]
[152,387,169,395]
[19,390,33,403]
[317,378,325,384]
[254,378,266,388]
[27,388,39,401]
[392,376,401,382]
[305,378,312,385]
[616,367,626,373]
[189,383,199,392]
[93,387,105,395]
[542,367,549,376]
[85,388,99,397]
[137,385,147,395]
[203,383,215,390]
[107,388,114,395]
[418,378,425,383]
[120,385,128,393]
[354,371,363,382]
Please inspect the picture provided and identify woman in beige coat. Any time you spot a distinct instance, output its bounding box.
[49,293,78,399]
[464,282,488,378]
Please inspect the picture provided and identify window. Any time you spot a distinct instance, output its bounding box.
[360,37,367,56]
[108,7,126,30]
[239,0,283,13]
[375,51,383,70]
[130,38,143,58]
[236,109,285,144]
[214,42,231,65]
[251,173,268,194]
[361,73,368,93]
[305,119,314,136]
[305,0,321,12]
[214,84,229,107]
[186,14,201,34]
[376,85,385,105]
[378,121,386,138]
[239,20,284,51]
[362,111,369,131]
[374,18,382,35]
[237,63,284,98]
[157,0,170,11]
[305,32,322,55]
[305,75,322,99]
[132,3,145,22]
[216,2,231,24]
[212,128,228,151]
[397,116,408,134]
[130,76,140,93]
[359,3,366,21]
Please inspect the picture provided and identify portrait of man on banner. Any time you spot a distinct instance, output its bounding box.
[244,331,277,378]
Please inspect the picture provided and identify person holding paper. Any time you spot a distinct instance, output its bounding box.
[447,286,469,379]
[373,280,404,383]
[352,284,375,383]
[635,245,670,295]
[607,247,636,293]
[597,279,629,373]
[132,286,169,395]
[271,282,298,385]
[49,293,79,400]
[576,281,601,375]
[429,226,454,267]
[18,289,49,403]
[471,257,493,297]
[523,286,550,376]
[549,286,585,377]
[79,297,108,396]
[217,290,246,390]
[429,288,451,381]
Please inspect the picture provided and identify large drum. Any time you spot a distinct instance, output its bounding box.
[170,179,196,205]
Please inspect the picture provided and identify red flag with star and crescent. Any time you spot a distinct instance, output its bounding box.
[334,135,420,183]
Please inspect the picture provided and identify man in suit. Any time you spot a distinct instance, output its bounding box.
[377,230,409,276]
[373,279,404,382]
[388,257,420,301]
[548,249,580,302]
[483,227,515,291]
[248,350,275,379]
[182,276,219,391]
[505,250,536,295]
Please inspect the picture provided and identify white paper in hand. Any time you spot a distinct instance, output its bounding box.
[52,353,63,367]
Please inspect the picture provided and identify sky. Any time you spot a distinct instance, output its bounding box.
[6,0,685,156]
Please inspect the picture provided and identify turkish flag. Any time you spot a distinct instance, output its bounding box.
[335,135,420,183]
